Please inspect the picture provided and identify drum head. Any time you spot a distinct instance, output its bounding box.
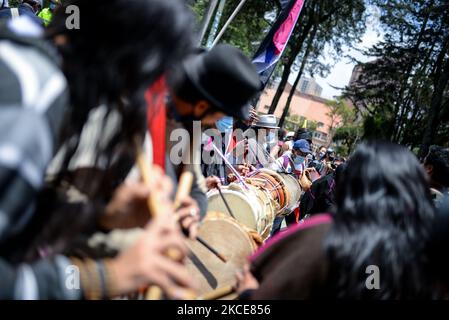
[280,173,302,212]
[207,191,258,231]
[186,213,257,298]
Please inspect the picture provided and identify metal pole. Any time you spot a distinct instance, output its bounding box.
[210,0,249,48]
[206,0,227,48]
[197,0,220,46]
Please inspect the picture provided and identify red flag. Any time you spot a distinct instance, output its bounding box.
[145,77,167,172]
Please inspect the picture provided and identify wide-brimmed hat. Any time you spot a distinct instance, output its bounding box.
[182,44,262,120]
[254,114,279,129]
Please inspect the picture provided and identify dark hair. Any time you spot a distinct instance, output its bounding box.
[23,0,194,259]
[169,62,205,105]
[278,128,286,140]
[47,0,194,185]
[426,196,449,295]
[424,145,449,188]
[325,141,435,298]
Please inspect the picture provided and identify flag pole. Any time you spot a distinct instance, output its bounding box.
[210,0,249,48]
[197,0,220,46]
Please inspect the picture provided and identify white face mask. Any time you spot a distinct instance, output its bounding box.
[267,132,276,144]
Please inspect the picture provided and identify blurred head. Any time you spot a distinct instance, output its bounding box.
[48,0,193,117]
[317,145,327,158]
[46,0,194,195]
[325,148,335,161]
[424,146,449,190]
[169,44,261,127]
[285,131,295,141]
[333,156,346,167]
[22,0,42,12]
[326,141,435,298]
[293,139,312,158]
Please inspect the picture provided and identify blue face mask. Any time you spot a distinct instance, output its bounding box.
[49,3,56,9]
[215,116,233,133]
[294,155,305,166]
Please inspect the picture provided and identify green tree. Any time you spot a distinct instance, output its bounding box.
[191,0,280,55]
[344,0,449,156]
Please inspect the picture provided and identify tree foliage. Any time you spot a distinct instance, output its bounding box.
[191,0,280,55]
[344,0,449,156]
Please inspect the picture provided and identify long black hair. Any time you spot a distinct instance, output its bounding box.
[15,0,195,262]
[46,0,194,172]
[324,141,435,299]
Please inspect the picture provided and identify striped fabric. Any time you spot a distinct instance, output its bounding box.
[0,20,78,300]
[0,34,68,243]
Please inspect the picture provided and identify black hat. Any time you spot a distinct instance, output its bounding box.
[299,131,313,142]
[182,44,262,120]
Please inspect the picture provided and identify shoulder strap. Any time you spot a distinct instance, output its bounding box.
[282,155,290,169]
[10,7,19,20]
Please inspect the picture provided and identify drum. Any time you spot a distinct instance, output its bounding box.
[247,169,302,216]
[207,183,276,239]
[186,212,261,299]
[279,172,302,213]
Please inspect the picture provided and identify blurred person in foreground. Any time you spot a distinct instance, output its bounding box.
[235,141,436,299]
[0,0,195,299]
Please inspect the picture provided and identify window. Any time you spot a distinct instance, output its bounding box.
[312,131,328,141]
[300,80,309,93]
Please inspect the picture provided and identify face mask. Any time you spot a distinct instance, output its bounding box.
[49,3,56,9]
[267,132,276,145]
[215,116,233,133]
[319,152,325,158]
[294,155,306,166]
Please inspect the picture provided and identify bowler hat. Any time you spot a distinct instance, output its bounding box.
[182,44,262,120]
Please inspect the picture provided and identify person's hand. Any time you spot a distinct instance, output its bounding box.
[99,168,174,230]
[175,196,200,239]
[234,265,259,294]
[245,107,259,126]
[205,176,222,190]
[110,213,195,299]
[236,165,250,176]
[236,164,256,177]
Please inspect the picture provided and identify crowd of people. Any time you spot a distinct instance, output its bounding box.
[0,0,449,300]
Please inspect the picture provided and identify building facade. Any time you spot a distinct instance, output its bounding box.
[257,83,341,148]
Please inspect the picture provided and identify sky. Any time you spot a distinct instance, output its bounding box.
[288,20,384,100]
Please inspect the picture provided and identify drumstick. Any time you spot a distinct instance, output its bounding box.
[196,237,227,263]
[217,186,236,220]
[175,171,228,263]
[197,285,235,300]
